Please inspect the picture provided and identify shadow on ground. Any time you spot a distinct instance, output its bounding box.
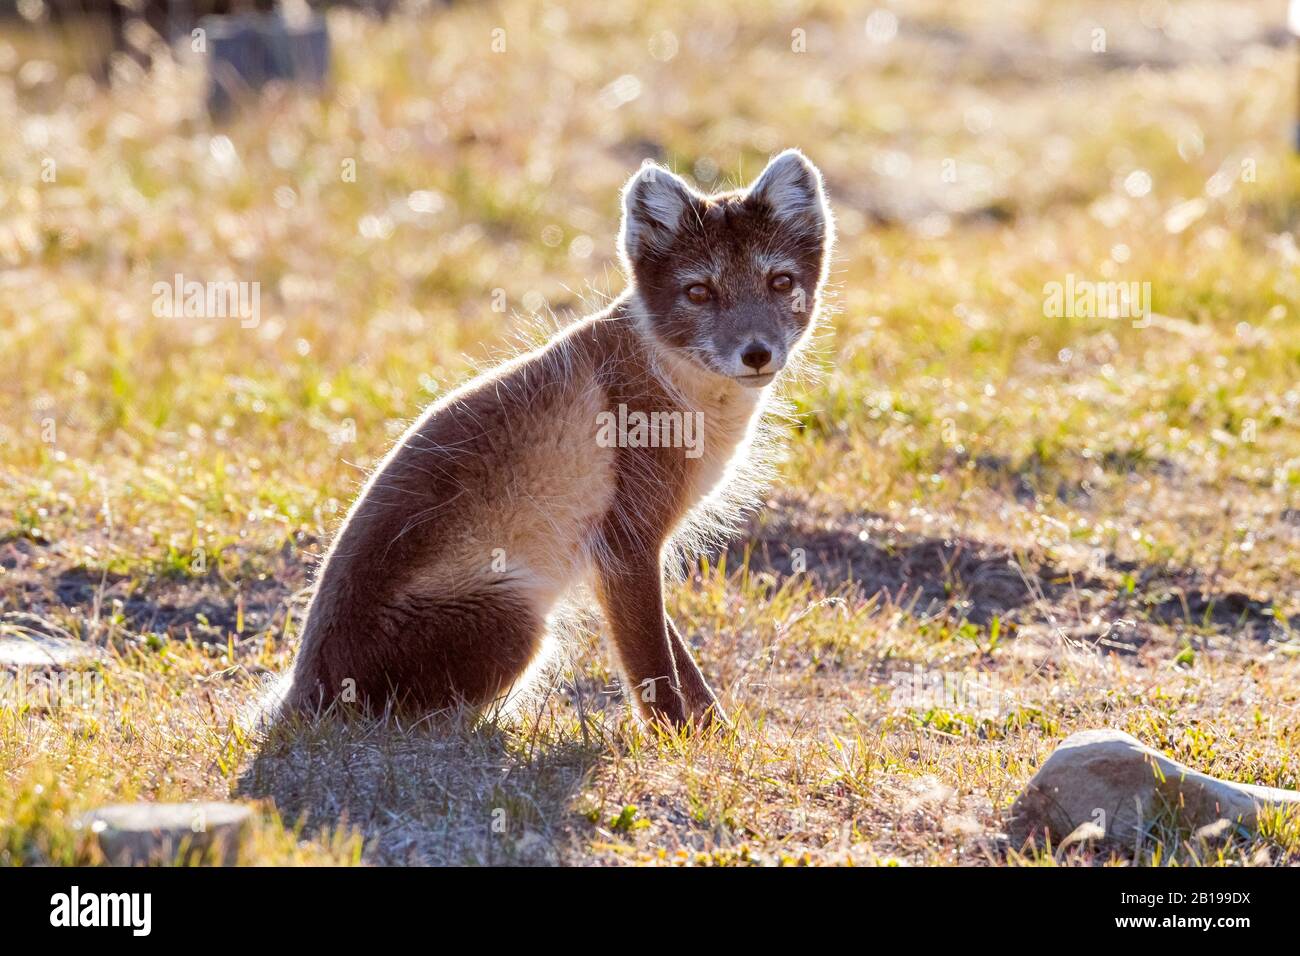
[6,495,1292,656]
[50,566,300,638]
[0,532,310,642]
[723,500,1296,642]
[235,713,601,865]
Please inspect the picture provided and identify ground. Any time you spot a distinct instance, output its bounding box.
[2,0,1299,865]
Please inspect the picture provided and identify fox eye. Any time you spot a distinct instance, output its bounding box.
[685,284,712,304]
[770,274,793,293]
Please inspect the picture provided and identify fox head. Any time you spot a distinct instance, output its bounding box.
[619,149,833,389]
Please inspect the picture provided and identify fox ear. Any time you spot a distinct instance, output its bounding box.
[619,162,696,265]
[746,149,829,235]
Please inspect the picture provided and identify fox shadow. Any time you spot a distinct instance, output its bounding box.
[234,705,603,865]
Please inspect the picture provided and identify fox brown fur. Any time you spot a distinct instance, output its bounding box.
[276,149,834,729]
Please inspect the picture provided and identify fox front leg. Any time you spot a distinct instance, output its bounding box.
[666,616,729,728]
[596,557,691,728]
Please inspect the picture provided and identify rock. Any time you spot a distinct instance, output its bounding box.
[0,630,106,711]
[0,633,105,668]
[1008,729,1300,850]
[82,802,252,866]
[205,12,331,118]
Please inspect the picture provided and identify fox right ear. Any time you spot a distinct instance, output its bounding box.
[746,149,829,235]
[618,162,695,265]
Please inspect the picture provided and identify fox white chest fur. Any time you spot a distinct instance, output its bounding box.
[278,149,833,729]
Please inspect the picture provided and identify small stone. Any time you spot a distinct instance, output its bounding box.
[1008,729,1300,850]
[0,633,105,668]
[81,802,252,866]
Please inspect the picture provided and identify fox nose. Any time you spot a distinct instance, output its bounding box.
[741,342,773,371]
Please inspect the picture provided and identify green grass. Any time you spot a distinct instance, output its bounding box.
[1,0,1299,865]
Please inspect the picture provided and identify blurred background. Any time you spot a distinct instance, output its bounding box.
[4,1,1297,467]
[4,0,1297,498]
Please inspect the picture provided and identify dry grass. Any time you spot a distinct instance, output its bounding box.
[2,0,1299,865]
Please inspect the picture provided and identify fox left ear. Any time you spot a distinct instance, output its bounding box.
[619,162,697,267]
[746,149,831,239]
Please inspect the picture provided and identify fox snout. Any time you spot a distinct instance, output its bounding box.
[741,342,773,372]
[734,341,782,386]
[714,315,791,386]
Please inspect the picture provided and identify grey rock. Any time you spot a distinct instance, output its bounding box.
[1008,729,1300,849]
[0,632,105,667]
[82,802,252,866]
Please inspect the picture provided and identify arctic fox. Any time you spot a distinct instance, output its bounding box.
[279,149,834,729]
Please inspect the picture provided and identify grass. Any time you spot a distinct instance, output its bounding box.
[2,0,1300,865]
